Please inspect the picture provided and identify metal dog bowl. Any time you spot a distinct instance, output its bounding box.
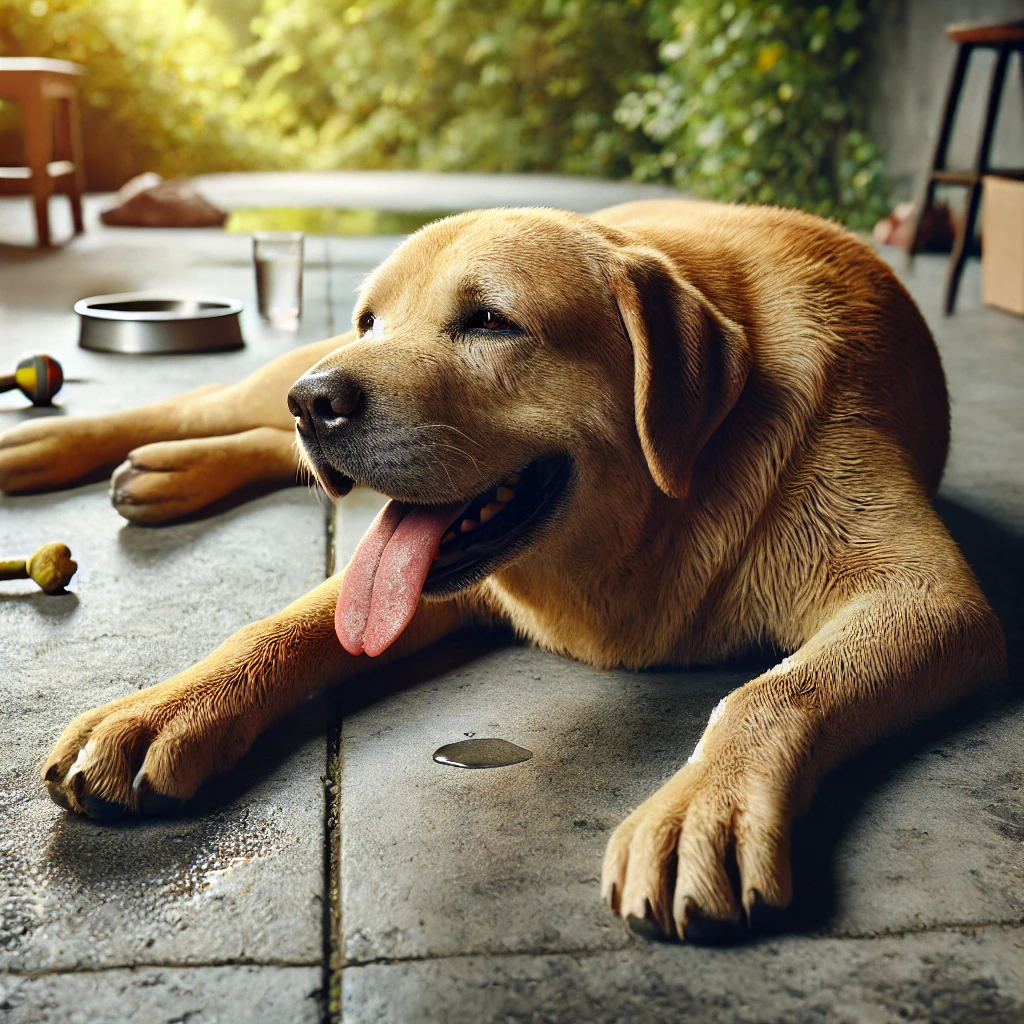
[75,293,244,354]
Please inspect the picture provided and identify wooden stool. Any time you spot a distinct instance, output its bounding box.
[0,58,86,247]
[909,21,1024,314]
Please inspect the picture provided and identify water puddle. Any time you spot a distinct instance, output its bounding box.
[432,738,533,769]
[226,207,455,237]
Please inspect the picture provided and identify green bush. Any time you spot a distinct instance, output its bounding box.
[243,0,657,177]
[616,0,889,227]
[0,0,889,224]
[0,0,278,189]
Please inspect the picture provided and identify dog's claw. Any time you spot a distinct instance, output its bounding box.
[45,780,72,810]
[66,769,84,796]
[625,913,669,943]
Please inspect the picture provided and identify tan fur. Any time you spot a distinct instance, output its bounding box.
[8,199,1004,942]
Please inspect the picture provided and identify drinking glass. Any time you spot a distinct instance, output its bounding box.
[253,231,303,331]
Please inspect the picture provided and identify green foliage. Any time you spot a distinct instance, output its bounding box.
[616,0,889,227]
[242,0,657,176]
[0,0,278,189]
[0,0,889,224]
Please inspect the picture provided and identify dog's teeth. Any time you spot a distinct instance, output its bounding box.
[441,531,456,544]
[460,519,479,533]
[479,502,505,523]
[496,486,514,502]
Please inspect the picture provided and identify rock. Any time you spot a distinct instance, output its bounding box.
[100,173,228,228]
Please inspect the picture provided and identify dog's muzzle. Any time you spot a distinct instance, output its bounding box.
[287,368,362,496]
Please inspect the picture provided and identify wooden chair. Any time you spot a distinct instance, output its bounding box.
[0,58,86,247]
[908,21,1024,314]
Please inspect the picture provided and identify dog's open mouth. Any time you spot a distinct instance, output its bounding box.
[336,455,572,658]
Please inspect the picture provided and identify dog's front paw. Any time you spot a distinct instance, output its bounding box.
[111,438,244,524]
[41,681,242,819]
[0,418,115,494]
[601,760,792,944]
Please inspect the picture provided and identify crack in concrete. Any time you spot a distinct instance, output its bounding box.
[815,917,1024,941]
[5,958,322,980]
[8,918,1022,981]
[338,919,1024,970]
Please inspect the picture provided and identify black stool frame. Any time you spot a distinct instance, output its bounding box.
[909,24,1024,314]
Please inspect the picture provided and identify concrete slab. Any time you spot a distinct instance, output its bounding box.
[343,927,1024,1024]
[1,485,328,973]
[1,965,321,1024]
[336,643,1024,964]
[0,209,356,993]
[333,251,1024,1012]
[340,643,745,964]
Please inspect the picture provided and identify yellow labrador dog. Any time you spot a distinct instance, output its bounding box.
[0,199,1006,943]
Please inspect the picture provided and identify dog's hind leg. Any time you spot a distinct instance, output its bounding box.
[0,332,353,496]
[109,426,302,524]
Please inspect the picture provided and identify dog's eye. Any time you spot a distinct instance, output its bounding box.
[357,312,376,336]
[466,309,516,332]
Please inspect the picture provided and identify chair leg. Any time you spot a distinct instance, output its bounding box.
[945,182,981,314]
[21,90,53,248]
[909,42,971,260]
[66,93,84,234]
[63,94,86,235]
[944,44,1011,313]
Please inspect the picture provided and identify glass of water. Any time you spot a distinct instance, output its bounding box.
[253,231,303,331]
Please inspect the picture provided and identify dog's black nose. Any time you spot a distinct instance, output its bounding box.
[288,371,365,436]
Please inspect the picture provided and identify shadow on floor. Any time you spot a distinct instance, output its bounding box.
[787,495,1024,934]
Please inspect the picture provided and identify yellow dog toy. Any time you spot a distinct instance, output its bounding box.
[0,542,77,594]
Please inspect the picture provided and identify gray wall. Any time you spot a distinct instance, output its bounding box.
[866,0,1024,202]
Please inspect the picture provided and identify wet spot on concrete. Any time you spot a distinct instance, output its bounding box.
[166,824,291,899]
[1,762,297,968]
[432,738,533,769]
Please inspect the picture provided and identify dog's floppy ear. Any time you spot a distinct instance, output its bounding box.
[610,247,751,499]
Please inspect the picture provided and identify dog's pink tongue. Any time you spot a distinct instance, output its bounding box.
[336,499,461,658]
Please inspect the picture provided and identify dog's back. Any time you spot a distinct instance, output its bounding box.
[594,199,950,498]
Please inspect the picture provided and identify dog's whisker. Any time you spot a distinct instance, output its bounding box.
[413,440,488,481]
[411,422,486,451]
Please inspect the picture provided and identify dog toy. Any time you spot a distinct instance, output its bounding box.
[0,354,64,406]
[0,542,78,594]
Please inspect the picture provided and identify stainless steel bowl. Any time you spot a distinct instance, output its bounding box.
[75,293,244,354]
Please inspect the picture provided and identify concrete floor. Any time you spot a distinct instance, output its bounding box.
[1,176,1023,1023]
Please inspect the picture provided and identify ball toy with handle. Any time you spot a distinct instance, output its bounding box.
[0,542,78,594]
[0,354,64,406]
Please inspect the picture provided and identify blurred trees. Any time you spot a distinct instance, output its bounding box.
[243,0,656,176]
[0,0,889,223]
[618,0,889,227]
[0,0,272,189]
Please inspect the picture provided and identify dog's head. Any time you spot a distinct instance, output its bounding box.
[289,208,749,655]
